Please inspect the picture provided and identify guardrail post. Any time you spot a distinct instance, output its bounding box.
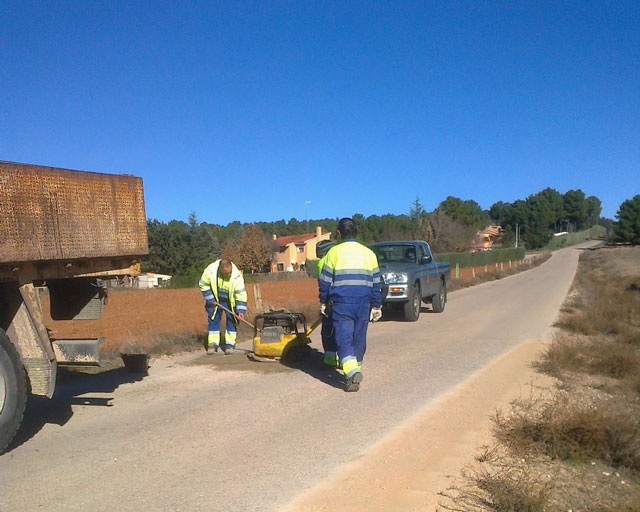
[455,263,459,279]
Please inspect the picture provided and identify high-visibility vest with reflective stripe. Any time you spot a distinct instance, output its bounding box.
[199,260,248,314]
[319,240,381,306]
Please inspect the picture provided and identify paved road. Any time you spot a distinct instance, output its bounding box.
[0,244,593,512]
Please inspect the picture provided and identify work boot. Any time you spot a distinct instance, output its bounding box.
[206,344,219,354]
[345,371,363,392]
[323,354,339,368]
[224,347,234,355]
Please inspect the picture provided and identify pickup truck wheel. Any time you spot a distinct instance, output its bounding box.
[431,280,447,313]
[0,329,27,454]
[403,283,421,322]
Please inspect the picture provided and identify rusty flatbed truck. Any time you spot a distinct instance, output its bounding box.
[0,161,148,453]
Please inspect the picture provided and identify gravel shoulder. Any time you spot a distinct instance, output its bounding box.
[284,337,555,512]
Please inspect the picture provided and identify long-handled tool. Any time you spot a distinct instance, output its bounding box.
[212,301,256,330]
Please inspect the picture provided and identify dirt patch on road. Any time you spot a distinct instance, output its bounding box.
[188,349,296,374]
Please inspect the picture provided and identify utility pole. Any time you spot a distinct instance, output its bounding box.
[305,200,311,233]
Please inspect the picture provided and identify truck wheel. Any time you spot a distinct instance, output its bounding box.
[0,329,27,454]
[403,283,421,322]
[431,280,447,313]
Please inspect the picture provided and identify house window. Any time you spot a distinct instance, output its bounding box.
[277,263,284,271]
[297,246,305,253]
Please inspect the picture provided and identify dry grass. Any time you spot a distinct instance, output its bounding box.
[536,334,640,380]
[439,447,552,512]
[442,246,640,512]
[493,393,640,470]
[553,249,640,343]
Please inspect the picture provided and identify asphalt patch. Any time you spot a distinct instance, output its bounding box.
[188,349,295,374]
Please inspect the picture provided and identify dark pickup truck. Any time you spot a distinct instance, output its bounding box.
[370,241,451,321]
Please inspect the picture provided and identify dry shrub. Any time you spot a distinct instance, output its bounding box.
[438,447,552,512]
[493,393,640,470]
[535,335,583,377]
[588,342,640,378]
[536,335,640,380]
[444,249,640,512]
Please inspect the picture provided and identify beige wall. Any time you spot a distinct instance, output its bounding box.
[271,244,297,272]
[270,230,332,272]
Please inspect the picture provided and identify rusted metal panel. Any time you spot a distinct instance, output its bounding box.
[0,161,148,264]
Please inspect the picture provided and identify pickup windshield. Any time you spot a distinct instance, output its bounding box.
[372,244,416,263]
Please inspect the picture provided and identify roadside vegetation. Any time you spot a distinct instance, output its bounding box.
[144,188,606,284]
[447,253,551,292]
[438,246,640,512]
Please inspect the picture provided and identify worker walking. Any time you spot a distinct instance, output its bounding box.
[315,239,337,368]
[199,258,248,354]
[318,218,382,392]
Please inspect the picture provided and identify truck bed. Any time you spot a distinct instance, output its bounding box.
[0,161,148,264]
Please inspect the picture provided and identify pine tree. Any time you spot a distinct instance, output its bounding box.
[615,195,640,244]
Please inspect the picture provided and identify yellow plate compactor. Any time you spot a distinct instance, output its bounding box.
[250,311,322,362]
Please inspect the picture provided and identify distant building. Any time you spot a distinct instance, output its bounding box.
[471,225,503,252]
[270,226,331,272]
[136,272,172,288]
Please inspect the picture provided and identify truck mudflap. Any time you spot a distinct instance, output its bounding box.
[0,283,57,397]
[51,338,105,366]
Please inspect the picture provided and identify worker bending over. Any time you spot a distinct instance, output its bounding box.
[199,258,247,355]
[319,218,382,392]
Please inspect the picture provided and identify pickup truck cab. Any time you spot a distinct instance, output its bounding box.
[370,241,451,321]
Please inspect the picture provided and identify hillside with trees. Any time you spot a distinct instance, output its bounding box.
[142,187,629,280]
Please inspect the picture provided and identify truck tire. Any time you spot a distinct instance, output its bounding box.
[403,283,421,322]
[0,329,27,454]
[431,280,447,313]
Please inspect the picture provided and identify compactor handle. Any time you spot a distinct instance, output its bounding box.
[305,317,323,337]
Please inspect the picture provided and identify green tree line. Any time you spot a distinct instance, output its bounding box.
[143,188,640,278]
[489,188,603,248]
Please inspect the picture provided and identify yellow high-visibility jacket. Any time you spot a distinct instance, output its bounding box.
[319,240,381,307]
[199,260,248,315]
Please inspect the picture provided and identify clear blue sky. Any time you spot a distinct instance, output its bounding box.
[2,1,638,225]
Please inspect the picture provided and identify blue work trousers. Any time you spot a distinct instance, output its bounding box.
[321,315,336,353]
[206,301,237,346]
[331,302,370,366]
